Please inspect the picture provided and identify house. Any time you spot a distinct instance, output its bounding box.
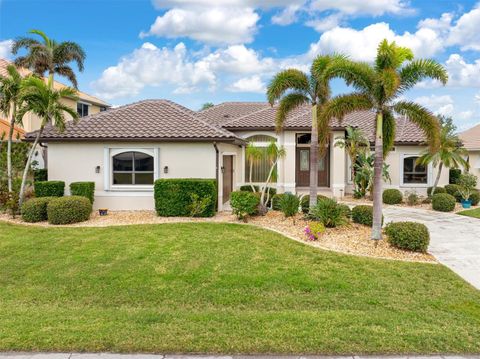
[25,99,449,211]
[459,123,480,189]
[0,118,25,140]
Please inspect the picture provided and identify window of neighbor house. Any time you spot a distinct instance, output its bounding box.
[77,102,89,117]
[112,151,154,185]
[403,156,428,184]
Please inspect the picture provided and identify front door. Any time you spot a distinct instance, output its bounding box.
[222,155,234,203]
[295,148,329,187]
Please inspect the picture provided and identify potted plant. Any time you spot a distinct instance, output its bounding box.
[458,173,478,208]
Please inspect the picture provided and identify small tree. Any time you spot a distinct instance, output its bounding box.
[245,143,263,192]
[457,173,478,202]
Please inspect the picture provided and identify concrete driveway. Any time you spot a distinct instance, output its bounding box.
[383,206,480,289]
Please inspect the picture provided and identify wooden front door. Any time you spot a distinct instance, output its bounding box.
[222,155,234,203]
[295,148,329,187]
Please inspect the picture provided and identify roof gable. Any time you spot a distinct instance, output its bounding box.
[459,123,480,150]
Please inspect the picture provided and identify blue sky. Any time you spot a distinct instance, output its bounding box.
[1,0,480,130]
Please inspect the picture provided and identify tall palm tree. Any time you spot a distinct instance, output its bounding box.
[0,64,23,193]
[322,40,448,240]
[267,54,345,209]
[16,76,78,206]
[12,29,85,89]
[418,118,469,195]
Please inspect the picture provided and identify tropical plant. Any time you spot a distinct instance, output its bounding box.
[322,39,447,239]
[12,29,85,88]
[457,173,478,202]
[353,151,391,198]
[417,115,468,196]
[310,198,347,228]
[0,64,23,193]
[279,192,300,219]
[267,54,346,210]
[16,76,78,206]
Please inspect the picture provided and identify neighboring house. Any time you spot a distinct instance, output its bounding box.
[459,123,480,189]
[0,118,25,140]
[25,99,449,211]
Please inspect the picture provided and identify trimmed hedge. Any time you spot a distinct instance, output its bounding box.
[230,191,259,220]
[154,179,217,217]
[70,182,95,204]
[35,181,65,198]
[33,169,48,182]
[300,194,329,213]
[21,197,53,223]
[385,221,430,253]
[352,205,383,227]
[445,184,461,198]
[47,196,92,225]
[427,186,446,197]
[432,193,456,212]
[383,189,403,204]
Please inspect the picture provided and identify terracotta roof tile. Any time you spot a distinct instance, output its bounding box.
[199,102,270,126]
[459,123,480,150]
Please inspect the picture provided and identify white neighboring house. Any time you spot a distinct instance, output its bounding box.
[459,124,480,189]
[24,99,449,211]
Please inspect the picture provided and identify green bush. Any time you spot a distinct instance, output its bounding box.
[385,221,430,253]
[70,182,95,204]
[427,186,446,196]
[470,190,480,206]
[230,191,259,220]
[35,181,65,198]
[337,203,352,219]
[47,196,92,225]
[154,179,217,217]
[383,189,403,204]
[271,194,284,210]
[449,168,461,184]
[21,197,53,223]
[432,193,456,212]
[310,198,347,228]
[279,193,300,218]
[352,205,383,227]
[405,191,419,206]
[300,194,329,213]
[33,169,48,182]
[240,185,276,206]
[445,184,461,198]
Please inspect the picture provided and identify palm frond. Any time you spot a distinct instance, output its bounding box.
[11,37,40,54]
[266,69,311,105]
[54,41,86,72]
[322,59,376,94]
[29,29,52,47]
[399,59,448,92]
[375,39,413,71]
[55,65,78,88]
[321,93,373,122]
[275,92,309,132]
[380,68,400,100]
[382,109,396,156]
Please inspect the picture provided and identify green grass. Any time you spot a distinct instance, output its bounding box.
[0,221,480,354]
[458,207,480,218]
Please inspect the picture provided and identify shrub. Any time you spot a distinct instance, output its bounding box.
[449,168,461,184]
[230,191,259,221]
[457,173,478,202]
[33,169,48,182]
[445,184,461,198]
[187,193,212,217]
[310,198,347,228]
[279,193,300,218]
[427,186,446,196]
[385,221,430,253]
[154,179,217,217]
[21,197,53,223]
[47,196,92,225]
[352,205,383,226]
[35,181,65,198]
[304,222,325,241]
[383,189,403,204]
[337,203,352,219]
[470,190,480,206]
[271,194,284,210]
[239,185,276,206]
[70,182,95,204]
[300,194,329,213]
[405,191,419,206]
[432,193,456,212]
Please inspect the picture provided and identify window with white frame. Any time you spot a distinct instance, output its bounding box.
[112,151,154,185]
[402,155,428,184]
[244,135,277,182]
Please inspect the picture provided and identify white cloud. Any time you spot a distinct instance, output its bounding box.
[458,110,474,120]
[415,95,455,116]
[271,4,302,25]
[309,0,410,16]
[447,5,480,51]
[227,75,266,93]
[305,13,343,32]
[201,45,274,74]
[0,39,13,60]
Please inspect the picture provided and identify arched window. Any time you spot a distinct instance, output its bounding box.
[402,155,427,184]
[245,135,277,183]
[113,151,154,185]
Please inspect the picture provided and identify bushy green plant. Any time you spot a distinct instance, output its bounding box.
[337,203,352,219]
[300,194,329,213]
[239,185,276,206]
[352,205,383,226]
[279,193,300,218]
[154,179,217,217]
[457,173,478,202]
[445,184,461,198]
[34,181,64,197]
[21,197,53,222]
[310,198,347,228]
[230,191,259,221]
[432,193,456,212]
[385,221,430,253]
[470,190,480,206]
[427,186,446,196]
[70,182,95,204]
[405,191,419,206]
[449,168,461,184]
[383,189,403,204]
[187,193,212,217]
[47,196,92,225]
[33,169,48,182]
[304,221,325,241]
[271,193,284,210]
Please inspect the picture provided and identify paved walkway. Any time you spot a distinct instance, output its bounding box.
[383,206,480,289]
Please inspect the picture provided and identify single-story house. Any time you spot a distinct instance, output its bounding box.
[25,99,449,210]
[459,123,480,189]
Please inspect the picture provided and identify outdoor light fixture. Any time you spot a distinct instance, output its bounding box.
[95,166,101,174]
[164,166,169,174]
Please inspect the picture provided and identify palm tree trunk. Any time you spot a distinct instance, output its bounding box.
[309,104,318,209]
[350,154,356,193]
[7,106,16,193]
[18,127,44,208]
[249,161,256,192]
[431,162,443,195]
[372,112,383,241]
[260,159,278,208]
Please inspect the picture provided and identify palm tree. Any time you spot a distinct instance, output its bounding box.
[16,76,78,206]
[267,54,345,209]
[0,64,23,193]
[334,126,369,193]
[418,117,469,195]
[322,39,447,240]
[12,29,85,89]
[245,143,264,191]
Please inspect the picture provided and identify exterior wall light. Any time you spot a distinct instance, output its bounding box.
[164,166,169,174]
[95,166,101,174]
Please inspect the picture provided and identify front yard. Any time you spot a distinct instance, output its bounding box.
[458,207,480,218]
[0,221,479,354]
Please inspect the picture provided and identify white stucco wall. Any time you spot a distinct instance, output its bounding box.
[468,150,480,189]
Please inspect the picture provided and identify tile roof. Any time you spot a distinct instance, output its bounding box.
[459,123,480,150]
[25,99,242,142]
[0,58,110,107]
[199,102,270,126]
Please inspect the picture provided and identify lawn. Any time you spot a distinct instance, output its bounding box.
[0,221,479,354]
[458,207,480,218]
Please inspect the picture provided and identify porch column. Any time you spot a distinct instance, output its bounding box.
[330,130,346,199]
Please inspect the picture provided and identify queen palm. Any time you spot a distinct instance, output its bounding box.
[323,39,448,240]
[12,29,85,89]
[0,64,23,193]
[17,76,78,206]
[267,54,345,209]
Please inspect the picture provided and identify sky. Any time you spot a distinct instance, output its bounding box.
[1,0,480,130]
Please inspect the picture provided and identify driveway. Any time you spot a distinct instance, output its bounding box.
[383,206,480,289]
